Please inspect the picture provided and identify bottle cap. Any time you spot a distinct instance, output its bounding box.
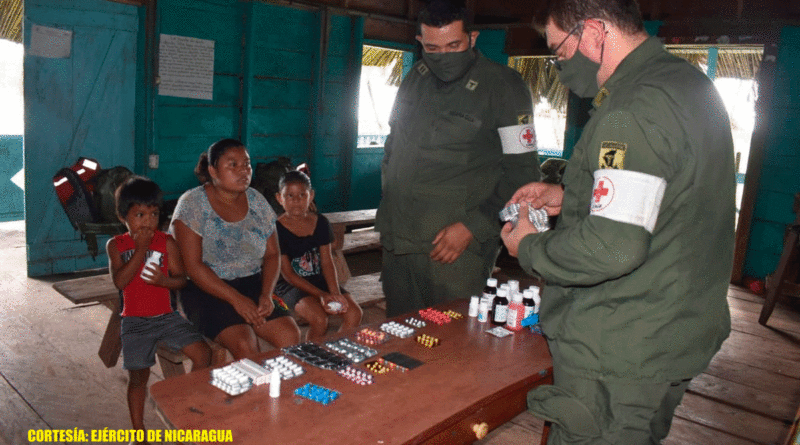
[487,278,498,287]
[523,289,534,300]
[512,292,523,303]
[508,280,520,293]
[497,288,508,297]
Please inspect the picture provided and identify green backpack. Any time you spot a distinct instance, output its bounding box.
[93,166,134,223]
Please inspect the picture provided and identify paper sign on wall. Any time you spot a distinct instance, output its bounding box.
[29,25,72,58]
[158,34,214,100]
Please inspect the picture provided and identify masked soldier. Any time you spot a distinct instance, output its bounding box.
[376,0,541,317]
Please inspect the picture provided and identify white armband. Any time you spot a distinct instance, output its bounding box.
[589,169,666,233]
[498,124,536,154]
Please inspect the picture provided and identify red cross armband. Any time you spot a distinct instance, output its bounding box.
[498,124,537,154]
[590,169,666,233]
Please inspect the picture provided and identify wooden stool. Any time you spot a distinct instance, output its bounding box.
[759,193,800,326]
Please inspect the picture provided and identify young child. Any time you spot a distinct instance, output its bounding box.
[106,176,211,441]
[274,171,363,341]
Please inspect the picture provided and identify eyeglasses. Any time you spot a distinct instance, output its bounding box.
[550,23,583,58]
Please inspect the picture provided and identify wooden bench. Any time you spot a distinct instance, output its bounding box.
[53,270,386,377]
[51,274,229,377]
[324,209,378,283]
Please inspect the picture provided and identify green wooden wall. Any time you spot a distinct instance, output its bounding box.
[24,0,138,276]
[742,26,800,279]
[143,0,364,215]
[0,135,24,222]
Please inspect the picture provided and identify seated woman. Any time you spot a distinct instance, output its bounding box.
[170,138,300,359]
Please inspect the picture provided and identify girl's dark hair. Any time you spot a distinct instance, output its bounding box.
[194,138,245,184]
[115,176,163,219]
[278,170,312,191]
[278,170,317,213]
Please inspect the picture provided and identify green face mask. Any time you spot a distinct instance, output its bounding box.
[422,47,477,83]
[555,49,600,98]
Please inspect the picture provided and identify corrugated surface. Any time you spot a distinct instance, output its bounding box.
[0,0,23,43]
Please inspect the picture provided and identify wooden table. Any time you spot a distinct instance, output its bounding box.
[150,299,553,444]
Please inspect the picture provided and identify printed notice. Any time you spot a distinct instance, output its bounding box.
[29,25,72,58]
[158,34,214,100]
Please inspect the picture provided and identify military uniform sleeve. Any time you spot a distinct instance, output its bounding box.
[463,69,541,243]
[518,91,680,286]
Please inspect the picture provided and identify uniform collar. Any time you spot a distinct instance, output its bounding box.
[592,37,665,109]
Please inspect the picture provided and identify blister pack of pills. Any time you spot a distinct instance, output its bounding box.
[380,321,415,338]
[282,342,351,370]
[263,355,305,380]
[294,383,340,405]
[499,203,550,232]
[325,338,378,363]
[210,364,254,396]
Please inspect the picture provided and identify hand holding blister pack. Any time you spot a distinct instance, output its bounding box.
[499,203,550,232]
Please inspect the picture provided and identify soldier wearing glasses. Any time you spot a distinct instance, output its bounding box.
[501,0,735,443]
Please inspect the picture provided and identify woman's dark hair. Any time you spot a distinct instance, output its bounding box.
[194,138,245,184]
[115,176,163,219]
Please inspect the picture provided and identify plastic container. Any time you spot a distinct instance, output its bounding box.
[505,292,525,331]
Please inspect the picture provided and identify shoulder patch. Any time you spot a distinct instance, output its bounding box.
[417,64,429,75]
[599,142,627,169]
[466,79,478,91]
[593,87,610,108]
[517,114,533,125]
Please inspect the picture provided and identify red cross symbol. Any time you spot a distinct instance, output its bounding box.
[521,128,535,145]
[593,180,610,203]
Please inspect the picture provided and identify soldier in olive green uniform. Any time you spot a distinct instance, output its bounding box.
[501,1,735,443]
[376,1,541,317]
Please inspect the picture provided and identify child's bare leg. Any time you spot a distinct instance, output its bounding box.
[338,293,363,332]
[253,315,301,347]
[215,324,260,360]
[127,368,150,438]
[181,340,212,371]
[294,296,329,341]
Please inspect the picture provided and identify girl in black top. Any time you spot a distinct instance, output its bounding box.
[274,171,363,341]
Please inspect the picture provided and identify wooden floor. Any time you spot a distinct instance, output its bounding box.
[1,220,799,445]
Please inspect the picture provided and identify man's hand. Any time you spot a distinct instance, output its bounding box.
[509,182,564,216]
[501,204,539,257]
[430,222,473,264]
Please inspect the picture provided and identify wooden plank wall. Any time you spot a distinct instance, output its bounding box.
[742,26,800,280]
[24,0,139,276]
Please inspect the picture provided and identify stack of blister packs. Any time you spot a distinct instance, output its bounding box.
[499,203,550,232]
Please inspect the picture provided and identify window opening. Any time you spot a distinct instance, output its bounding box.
[358,45,410,148]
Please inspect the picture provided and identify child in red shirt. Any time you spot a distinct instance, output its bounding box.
[106,176,210,442]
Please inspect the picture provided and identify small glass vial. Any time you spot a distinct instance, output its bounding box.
[481,278,498,316]
[522,289,536,319]
[492,288,509,326]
